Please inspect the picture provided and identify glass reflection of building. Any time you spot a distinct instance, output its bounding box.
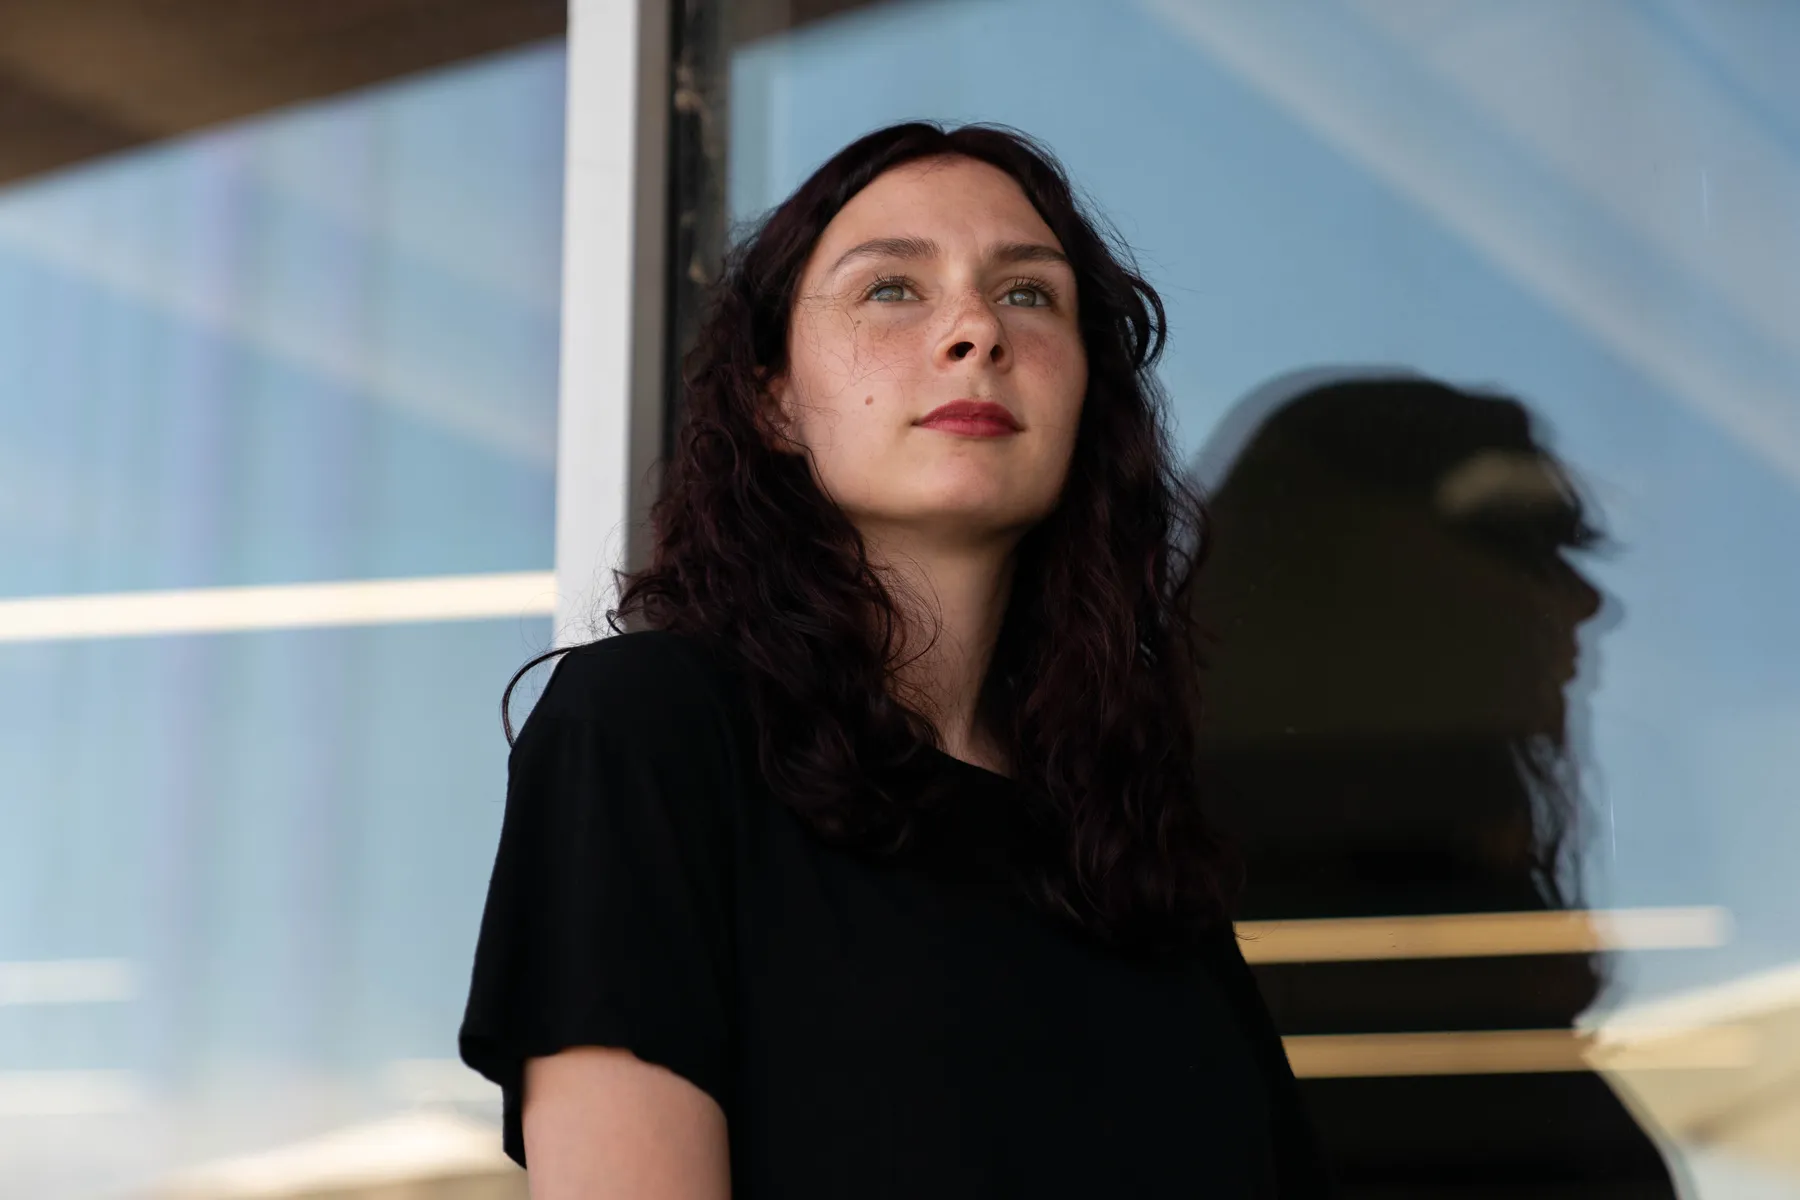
[7,1,1800,1196]
[695,1,1800,1196]
[0,6,565,1197]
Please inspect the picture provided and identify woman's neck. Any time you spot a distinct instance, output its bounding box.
[863,528,1017,770]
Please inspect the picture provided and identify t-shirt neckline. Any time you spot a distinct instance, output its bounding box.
[927,744,1016,788]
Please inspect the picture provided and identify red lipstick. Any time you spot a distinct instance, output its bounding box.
[916,399,1022,438]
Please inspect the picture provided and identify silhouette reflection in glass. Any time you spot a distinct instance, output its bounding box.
[1191,371,1679,1197]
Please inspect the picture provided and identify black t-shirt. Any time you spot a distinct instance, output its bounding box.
[458,630,1328,1196]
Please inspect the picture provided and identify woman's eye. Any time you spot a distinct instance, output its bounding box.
[867,281,912,302]
[1002,285,1050,307]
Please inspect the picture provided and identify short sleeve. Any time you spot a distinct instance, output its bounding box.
[457,633,741,1168]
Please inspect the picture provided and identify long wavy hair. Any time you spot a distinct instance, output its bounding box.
[510,121,1232,951]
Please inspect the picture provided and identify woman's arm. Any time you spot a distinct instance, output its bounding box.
[459,634,743,1179]
[522,1046,731,1199]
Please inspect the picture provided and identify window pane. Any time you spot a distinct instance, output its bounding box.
[0,619,545,1192]
[709,1,1800,1192]
[0,44,565,597]
[0,34,563,1199]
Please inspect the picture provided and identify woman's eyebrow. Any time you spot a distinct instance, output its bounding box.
[827,237,1070,276]
[830,236,940,275]
[991,241,1069,268]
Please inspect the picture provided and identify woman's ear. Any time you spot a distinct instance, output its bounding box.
[756,371,802,453]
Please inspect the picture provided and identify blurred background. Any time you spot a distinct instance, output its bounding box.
[2,0,1796,1196]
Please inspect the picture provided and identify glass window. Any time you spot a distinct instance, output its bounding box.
[0,36,563,1199]
[694,1,1800,1192]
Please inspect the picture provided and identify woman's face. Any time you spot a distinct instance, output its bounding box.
[774,156,1088,549]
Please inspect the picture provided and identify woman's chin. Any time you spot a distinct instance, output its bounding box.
[850,495,1047,544]
[919,473,1059,519]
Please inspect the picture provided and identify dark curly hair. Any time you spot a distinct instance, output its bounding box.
[508,121,1233,952]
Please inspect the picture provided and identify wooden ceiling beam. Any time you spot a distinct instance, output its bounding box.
[0,0,565,187]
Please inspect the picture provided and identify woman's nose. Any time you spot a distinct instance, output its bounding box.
[939,296,1008,367]
[947,338,1003,364]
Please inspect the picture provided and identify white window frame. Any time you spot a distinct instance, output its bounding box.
[554,0,671,644]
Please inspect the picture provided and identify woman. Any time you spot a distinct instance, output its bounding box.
[459,122,1327,1198]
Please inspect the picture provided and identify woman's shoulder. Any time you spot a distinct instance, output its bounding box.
[525,629,749,735]
[509,631,757,831]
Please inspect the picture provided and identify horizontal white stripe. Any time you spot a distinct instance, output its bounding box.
[0,1070,143,1116]
[379,1058,501,1105]
[1587,959,1800,1042]
[160,1110,511,1196]
[1236,906,1729,964]
[0,959,136,1005]
[1284,1025,1754,1079]
[0,572,557,644]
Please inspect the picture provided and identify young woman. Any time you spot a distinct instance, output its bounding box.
[459,122,1328,1198]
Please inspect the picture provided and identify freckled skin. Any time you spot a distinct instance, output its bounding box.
[774,157,1088,550]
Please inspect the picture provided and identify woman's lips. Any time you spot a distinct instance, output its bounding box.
[916,399,1021,438]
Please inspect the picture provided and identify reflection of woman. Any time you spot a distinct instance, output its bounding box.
[458,124,1326,1198]
[1193,372,1676,1196]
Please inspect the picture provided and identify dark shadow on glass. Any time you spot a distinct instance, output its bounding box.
[1191,368,1681,1198]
